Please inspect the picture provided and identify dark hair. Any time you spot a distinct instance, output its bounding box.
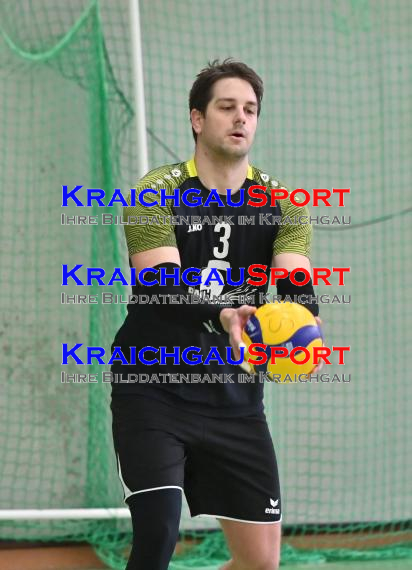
[189,58,264,141]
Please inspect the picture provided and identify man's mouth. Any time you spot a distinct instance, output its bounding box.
[229,132,246,139]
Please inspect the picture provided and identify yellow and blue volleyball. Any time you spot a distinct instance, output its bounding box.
[242,302,323,382]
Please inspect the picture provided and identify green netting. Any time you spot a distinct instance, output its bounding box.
[0,0,411,568]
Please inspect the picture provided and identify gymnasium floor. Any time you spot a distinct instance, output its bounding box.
[1,544,411,570]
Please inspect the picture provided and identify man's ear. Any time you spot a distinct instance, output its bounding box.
[190,108,203,136]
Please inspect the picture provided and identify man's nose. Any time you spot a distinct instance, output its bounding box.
[234,106,247,124]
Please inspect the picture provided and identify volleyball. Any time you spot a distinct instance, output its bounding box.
[242,302,324,382]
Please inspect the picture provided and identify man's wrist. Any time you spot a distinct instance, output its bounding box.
[277,273,319,317]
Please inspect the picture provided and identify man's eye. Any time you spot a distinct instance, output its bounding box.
[246,109,256,115]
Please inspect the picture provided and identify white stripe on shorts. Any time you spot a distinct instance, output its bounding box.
[194,513,282,525]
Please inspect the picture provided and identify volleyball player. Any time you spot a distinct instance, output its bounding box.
[110,59,321,570]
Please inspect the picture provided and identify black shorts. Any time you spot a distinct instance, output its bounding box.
[111,394,282,524]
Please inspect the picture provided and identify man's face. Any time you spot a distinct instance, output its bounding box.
[192,77,258,159]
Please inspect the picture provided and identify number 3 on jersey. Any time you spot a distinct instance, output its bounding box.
[213,222,231,259]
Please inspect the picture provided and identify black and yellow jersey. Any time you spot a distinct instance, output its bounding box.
[110,158,312,417]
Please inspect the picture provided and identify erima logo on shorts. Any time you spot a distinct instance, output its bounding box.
[265,498,280,514]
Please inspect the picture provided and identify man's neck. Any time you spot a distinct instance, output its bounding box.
[193,147,249,195]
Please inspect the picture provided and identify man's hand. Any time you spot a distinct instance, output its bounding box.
[220,308,324,375]
[219,305,257,360]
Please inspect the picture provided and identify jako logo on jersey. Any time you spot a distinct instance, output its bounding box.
[265,498,280,514]
[187,224,202,233]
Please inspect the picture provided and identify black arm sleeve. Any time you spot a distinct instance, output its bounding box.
[277,271,319,317]
[137,262,227,334]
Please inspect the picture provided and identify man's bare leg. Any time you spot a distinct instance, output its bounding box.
[218,518,281,570]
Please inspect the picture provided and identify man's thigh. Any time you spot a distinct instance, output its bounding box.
[185,411,282,524]
[111,394,196,502]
